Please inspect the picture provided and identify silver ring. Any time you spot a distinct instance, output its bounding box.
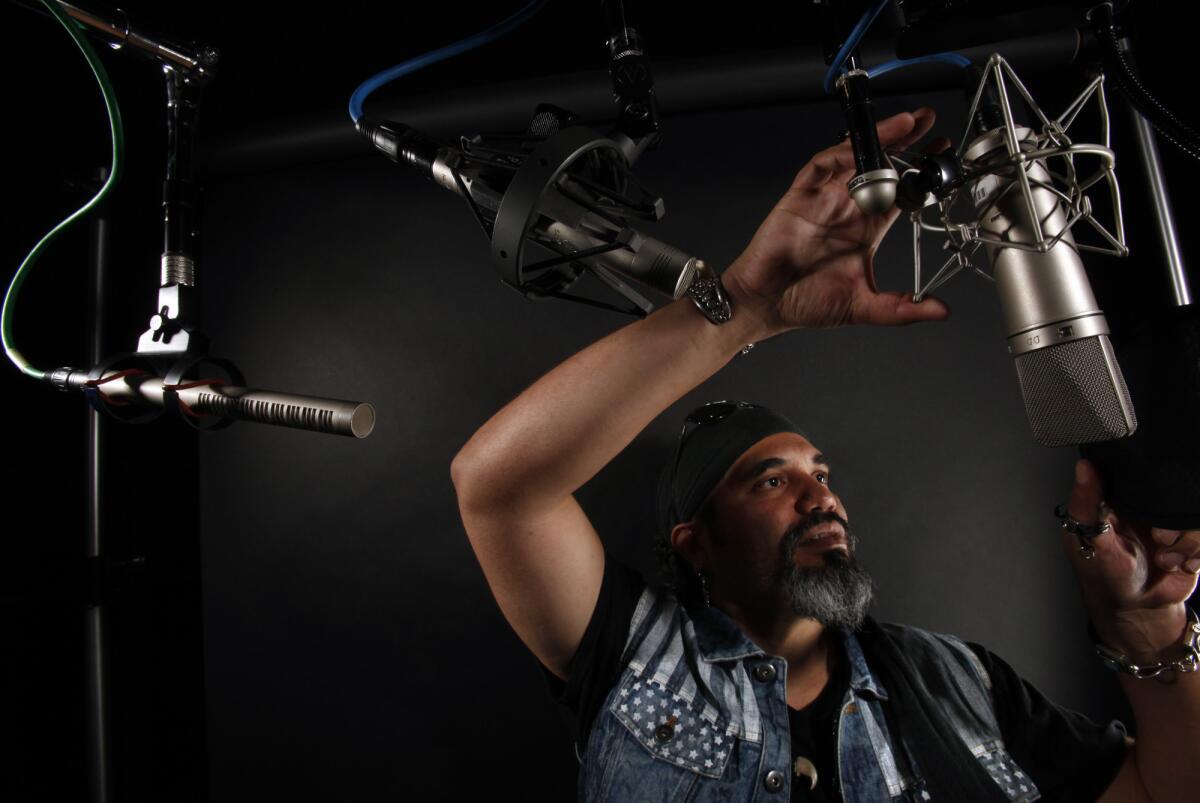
[1054,504,1109,560]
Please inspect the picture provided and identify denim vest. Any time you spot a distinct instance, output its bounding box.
[578,585,1041,802]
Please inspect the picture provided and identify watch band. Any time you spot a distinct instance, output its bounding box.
[686,260,732,325]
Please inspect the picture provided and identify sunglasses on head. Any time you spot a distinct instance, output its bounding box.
[665,401,762,521]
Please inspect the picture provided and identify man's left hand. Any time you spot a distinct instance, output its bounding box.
[1063,459,1199,662]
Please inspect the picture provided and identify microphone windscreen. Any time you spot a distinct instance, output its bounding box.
[1014,335,1136,447]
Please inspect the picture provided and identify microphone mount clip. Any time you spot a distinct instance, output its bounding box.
[444,106,693,317]
[898,53,1128,303]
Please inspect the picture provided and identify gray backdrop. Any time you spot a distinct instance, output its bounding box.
[198,91,1127,801]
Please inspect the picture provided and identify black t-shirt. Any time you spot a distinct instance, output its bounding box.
[540,556,1127,802]
[787,640,848,803]
[541,556,647,754]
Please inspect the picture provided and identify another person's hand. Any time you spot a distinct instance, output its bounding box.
[723,107,951,337]
[1063,458,1199,662]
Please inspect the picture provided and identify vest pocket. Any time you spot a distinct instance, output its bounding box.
[609,675,736,779]
[974,742,1040,802]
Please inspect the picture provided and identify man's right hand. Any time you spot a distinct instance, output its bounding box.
[724,107,951,338]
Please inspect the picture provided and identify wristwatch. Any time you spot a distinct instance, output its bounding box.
[686,260,732,325]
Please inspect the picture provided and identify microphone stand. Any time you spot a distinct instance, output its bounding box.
[134,46,212,357]
[85,166,111,803]
[17,3,375,799]
[42,9,219,800]
[1128,108,1192,306]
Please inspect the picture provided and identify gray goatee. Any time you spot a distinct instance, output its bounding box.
[776,514,873,631]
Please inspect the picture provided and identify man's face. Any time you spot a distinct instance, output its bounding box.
[697,432,873,629]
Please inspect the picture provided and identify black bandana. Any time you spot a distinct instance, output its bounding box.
[656,403,804,536]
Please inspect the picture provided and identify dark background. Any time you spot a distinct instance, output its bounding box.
[4,1,1197,801]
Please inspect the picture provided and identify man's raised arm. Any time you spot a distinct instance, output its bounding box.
[450,108,947,681]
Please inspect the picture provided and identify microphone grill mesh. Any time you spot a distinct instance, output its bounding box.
[195,392,337,434]
[1014,336,1137,447]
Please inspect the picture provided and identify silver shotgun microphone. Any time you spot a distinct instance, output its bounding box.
[50,367,375,438]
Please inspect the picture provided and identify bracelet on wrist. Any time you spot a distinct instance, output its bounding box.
[686,261,732,325]
[1091,606,1200,679]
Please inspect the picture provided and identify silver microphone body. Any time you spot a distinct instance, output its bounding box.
[536,216,698,299]
[61,370,375,438]
[965,127,1136,447]
[431,149,697,299]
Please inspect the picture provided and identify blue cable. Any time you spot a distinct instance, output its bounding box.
[866,52,972,80]
[823,0,889,96]
[348,0,548,124]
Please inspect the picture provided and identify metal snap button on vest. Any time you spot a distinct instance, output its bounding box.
[764,769,786,792]
[654,714,678,742]
[753,663,777,682]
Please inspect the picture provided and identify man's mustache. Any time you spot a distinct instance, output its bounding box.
[783,511,852,546]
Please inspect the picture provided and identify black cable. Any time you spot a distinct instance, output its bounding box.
[1091,3,1200,163]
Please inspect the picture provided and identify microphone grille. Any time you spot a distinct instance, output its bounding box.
[1014,336,1137,447]
[527,105,578,138]
[194,391,351,435]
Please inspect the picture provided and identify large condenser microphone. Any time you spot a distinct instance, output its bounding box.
[352,7,687,315]
[966,130,1135,446]
[358,109,699,312]
[958,58,1136,447]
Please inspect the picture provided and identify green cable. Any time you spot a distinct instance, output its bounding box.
[2,0,125,380]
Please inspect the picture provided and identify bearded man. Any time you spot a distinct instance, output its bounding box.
[451,108,1200,802]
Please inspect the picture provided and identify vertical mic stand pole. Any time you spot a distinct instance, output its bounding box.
[85,166,111,803]
[1127,109,1193,306]
[1111,29,1193,306]
[40,7,216,798]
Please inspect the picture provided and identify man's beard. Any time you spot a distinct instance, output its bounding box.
[775,512,873,631]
